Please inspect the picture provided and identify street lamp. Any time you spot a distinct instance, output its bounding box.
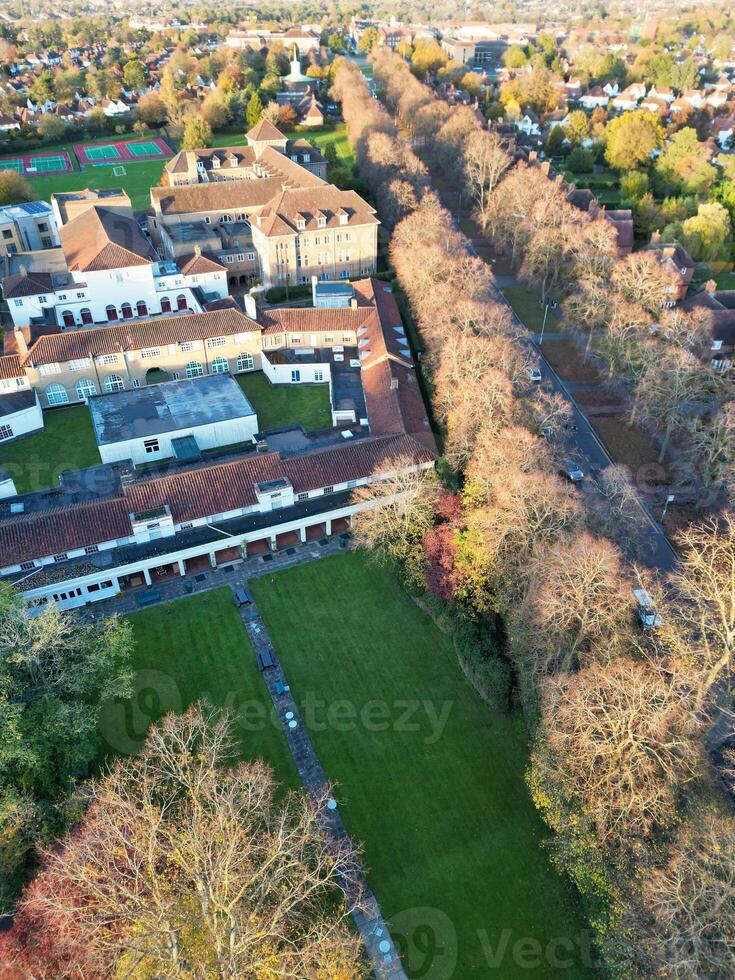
[661,493,675,523]
[539,302,550,344]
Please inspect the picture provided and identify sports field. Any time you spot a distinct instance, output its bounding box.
[73,137,173,167]
[0,151,73,176]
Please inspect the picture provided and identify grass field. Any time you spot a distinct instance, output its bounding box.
[502,284,559,332]
[715,271,735,289]
[251,554,594,978]
[236,372,332,431]
[98,589,298,789]
[30,158,168,210]
[0,405,99,493]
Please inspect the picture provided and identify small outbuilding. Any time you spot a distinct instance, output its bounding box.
[0,390,44,444]
[89,375,259,466]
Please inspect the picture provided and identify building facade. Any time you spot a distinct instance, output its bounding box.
[0,200,59,257]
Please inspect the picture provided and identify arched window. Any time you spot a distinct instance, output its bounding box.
[121,302,133,319]
[104,373,125,393]
[62,310,74,327]
[185,360,204,378]
[176,294,188,311]
[106,305,118,322]
[45,383,68,406]
[211,356,229,374]
[75,378,96,402]
[80,308,93,324]
[236,352,253,372]
[136,300,148,317]
[160,296,172,313]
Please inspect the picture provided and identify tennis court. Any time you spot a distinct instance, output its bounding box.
[74,137,173,168]
[0,152,73,176]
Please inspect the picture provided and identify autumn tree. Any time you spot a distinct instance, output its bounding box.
[181,114,212,150]
[605,111,664,171]
[2,708,364,977]
[611,250,676,315]
[0,171,36,206]
[642,809,735,978]
[351,456,438,587]
[136,91,167,126]
[463,129,511,228]
[533,659,701,846]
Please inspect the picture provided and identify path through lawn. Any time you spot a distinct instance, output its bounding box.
[251,553,595,978]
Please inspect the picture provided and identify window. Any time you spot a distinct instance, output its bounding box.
[106,305,118,321]
[296,218,305,230]
[314,369,324,382]
[297,492,309,502]
[180,522,193,530]
[2,229,12,239]
[179,340,197,352]
[53,553,69,563]
[236,351,253,372]
[0,424,13,441]
[80,308,93,324]
[211,356,229,374]
[347,480,357,489]
[247,251,255,261]
[75,378,96,401]
[84,545,99,554]
[225,255,234,264]
[14,298,22,307]
[38,222,47,232]
[76,292,85,299]
[137,300,148,317]
[172,372,180,380]
[37,363,61,376]
[140,348,161,359]
[144,438,160,454]
[41,236,52,249]
[176,294,188,311]
[206,336,226,348]
[291,334,301,345]
[20,560,36,570]
[185,360,204,378]
[46,383,68,406]
[132,379,141,388]
[68,358,90,370]
[236,253,244,262]
[291,369,301,383]
[104,374,125,393]
[121,302,133,319]
[100,353,118,365]
[61,310,75,327]
[323,486,334,495]
[161,296,172,313]
[204,216,211,224]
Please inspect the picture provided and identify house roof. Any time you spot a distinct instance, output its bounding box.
[60,206,158,272]
[178,251,224,275]
[2,271,53,299]
[0,433,433,567]
[252,186,378,237]
[0,354,23,379]
[22,307,261,367]
[246,118,286,142]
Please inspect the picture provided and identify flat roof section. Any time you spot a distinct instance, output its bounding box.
[89,375,256,446]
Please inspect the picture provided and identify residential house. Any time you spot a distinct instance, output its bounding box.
[0,201,59,258]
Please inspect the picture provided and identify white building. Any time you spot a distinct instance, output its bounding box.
[0,389,43,445]
[88,375,259,465]
[0,200,60,257]
[3,206,228,330]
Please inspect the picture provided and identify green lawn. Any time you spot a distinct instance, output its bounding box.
[236,372,332,432]
[502,284,559,331]
[715,271,735,290]
[30,158,168,211]
[0,404,99,493]
[0,129,171,210]
[251,554,594,978]
[98,589,298,789]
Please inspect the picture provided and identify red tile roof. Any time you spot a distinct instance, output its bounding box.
[60,206,158,272]
[2,271,53,299]
[0,354,23,380]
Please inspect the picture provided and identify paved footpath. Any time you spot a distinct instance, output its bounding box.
[242,607,407,980]
[80,539,407,977]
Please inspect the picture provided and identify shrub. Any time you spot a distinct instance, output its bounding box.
[566,147,594,174]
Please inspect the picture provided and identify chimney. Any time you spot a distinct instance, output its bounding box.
[194,244,201,257]
[243,291,258,319]
[350,297,358,310]
[13,326,28,356]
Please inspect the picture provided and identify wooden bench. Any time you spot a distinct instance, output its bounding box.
[134,590,161,607]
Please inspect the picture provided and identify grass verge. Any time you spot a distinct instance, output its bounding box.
[236,371,332,431]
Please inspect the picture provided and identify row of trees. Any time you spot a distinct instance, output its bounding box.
[342,53,735,978]
[483,162,735,505]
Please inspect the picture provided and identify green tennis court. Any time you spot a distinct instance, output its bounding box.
[85,144,121,161]
[126,140,164,157]
[28,155,69,172]
[0,158,23,173]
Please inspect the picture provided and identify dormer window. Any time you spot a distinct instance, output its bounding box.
[317,214,326,228]
[212,157,220,168]
[712,339,723,351]
[296,217,306,230]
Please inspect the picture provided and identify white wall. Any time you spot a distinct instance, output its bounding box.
[0,394,43,441]
[261,355,331,387]
[98,414,259,465]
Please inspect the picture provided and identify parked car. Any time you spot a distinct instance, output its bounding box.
[633,588,662,629]
[559,459,584,482]
[524,364,542,382]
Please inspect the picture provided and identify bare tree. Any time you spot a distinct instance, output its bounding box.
[643,808,735,979]
[534,659,701,846]
[463,129,511,228]
[611,250,678,316]
[13,708,364,978]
